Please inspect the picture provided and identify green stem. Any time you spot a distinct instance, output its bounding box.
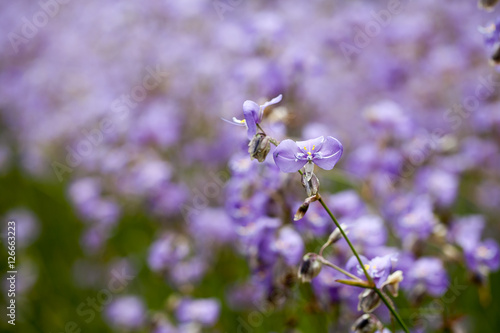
[318,256,363,281]
[374,288,410,333]
[318,197,410,333]
[318,197,373,284]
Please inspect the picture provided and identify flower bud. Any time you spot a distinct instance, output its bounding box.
[478,0,499,11]
[351,314,384,333]
[248,133,271,162]
[301,171,320,197]
[294,195,319,221]
[298,253,322,283]
[357,289,381,313]
[327,224,348,245]
[382,270,403,297]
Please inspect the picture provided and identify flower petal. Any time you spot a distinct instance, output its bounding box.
[259,94,283,121]
[220,117,246,127]
[313,136,343,170]
[296,136,325,154]
[273,139,307,173]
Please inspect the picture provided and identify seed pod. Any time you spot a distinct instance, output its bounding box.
[248,133,271,162]
[478,0,499,11]
[357,289,381,313]
[297,253,322,283]
[294,195,319,221]
[301,171,320,197]
[351,314,384,333]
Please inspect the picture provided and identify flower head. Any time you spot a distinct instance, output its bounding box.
[273,136,343,179]
[224,95,282,139]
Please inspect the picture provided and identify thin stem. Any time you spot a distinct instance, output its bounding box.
[318,256,363,281]
[318,197,373,285]
[374,288,410,333]
[318,196,410,333]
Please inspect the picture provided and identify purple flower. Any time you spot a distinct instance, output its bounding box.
[273,136,343,178]
[175,298,220,326]
[346,254,397,288]
[105,296,145,330]
[464,239,500,272]
[224,95,282,139]
[403,257,448,297]
[272,226,304,266]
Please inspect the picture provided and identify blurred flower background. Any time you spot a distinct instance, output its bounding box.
[1,0,500,332]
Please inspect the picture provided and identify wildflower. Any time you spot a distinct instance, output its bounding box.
[223,95,282,139]
[273,136,343,181]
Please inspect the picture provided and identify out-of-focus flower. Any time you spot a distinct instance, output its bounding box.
[449,215,485,252]
[105,296,145,330]
[148,233,190,272]
[465,239,500,272]
[480,19,500,64]
[273,136,343,180]
[175,298,220,327]
[272,226,304,266]
[395,196,437,242]
[403,257,449,297]
[224,95,282,139]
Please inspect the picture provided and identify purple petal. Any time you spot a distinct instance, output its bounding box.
[243,100,260,139]
[273,139,307,172]
[259,94,283,120]
[296,136,325,154]
[313,136,343,170]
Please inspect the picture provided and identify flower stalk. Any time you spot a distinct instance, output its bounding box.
[317,196,410,333]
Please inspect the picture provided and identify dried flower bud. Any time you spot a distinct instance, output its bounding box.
[382,270,403,297]
[294,195,319,221]
[491,44,500,65]
[248,133,271,162]
[327,224,348,245]
[298,253,322,283]
[478,0,499,11]
[351,314,384,333]
[301,170,320,197]
[357,289,381,313]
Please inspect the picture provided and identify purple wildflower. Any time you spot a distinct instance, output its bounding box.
[347,254,397,288]
[464,239,500,272]
[105,296,145,330]
[224,95,282,139]
[273,136,343,179]
[403,257,449,297]
[175,298,220,327]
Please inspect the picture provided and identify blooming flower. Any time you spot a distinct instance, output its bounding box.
[273,136,343,179]
[224,95,282,139]
[346,254,397,288]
